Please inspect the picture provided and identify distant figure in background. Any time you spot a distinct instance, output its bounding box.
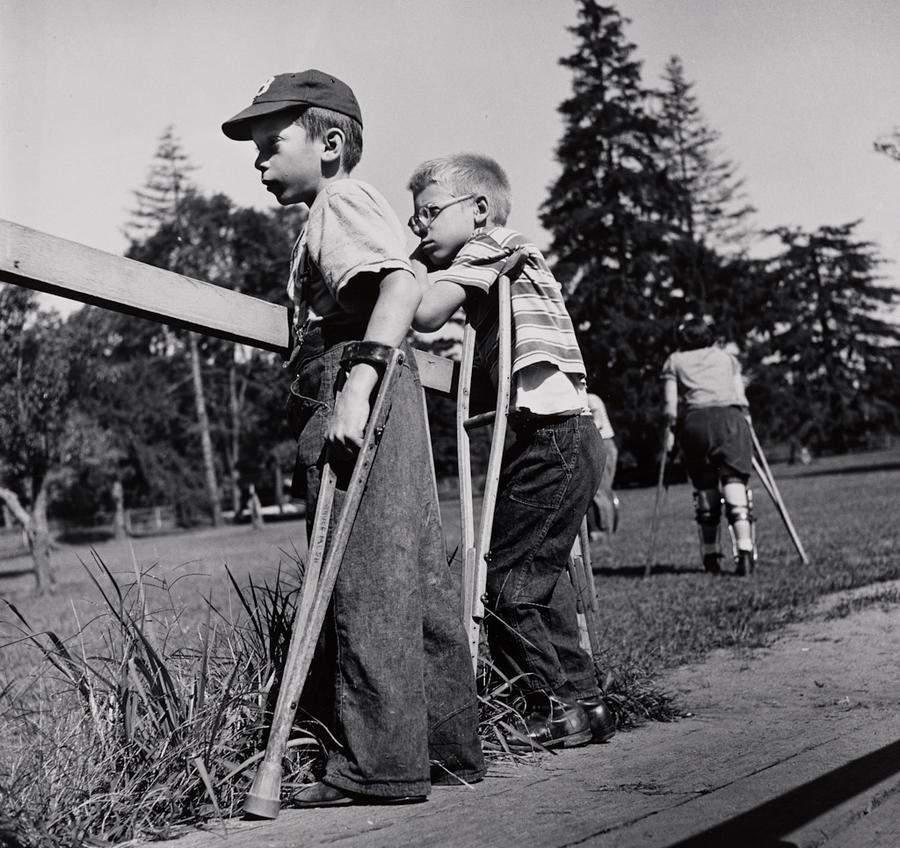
[586,393,618,543]
[661,317,757,576]
[111,479,127,540]
[247,483,264,530]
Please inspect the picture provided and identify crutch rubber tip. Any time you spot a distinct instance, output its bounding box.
[243,760,284,819]
[243,791,281,819]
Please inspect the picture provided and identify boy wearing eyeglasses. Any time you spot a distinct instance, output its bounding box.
[222,71,483,808]
[408,153,616,750]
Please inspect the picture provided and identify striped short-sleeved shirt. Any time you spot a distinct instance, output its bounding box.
[436,228,587,387]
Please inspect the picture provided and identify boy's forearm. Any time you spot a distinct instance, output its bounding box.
[663,380,678,420]
[410,255,442,333]
[343,269,420,397]
[411,268,466,333]
[364,269,421,347]
[410,255,432,300]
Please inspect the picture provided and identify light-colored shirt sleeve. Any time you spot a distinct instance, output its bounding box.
[305,181,411,309]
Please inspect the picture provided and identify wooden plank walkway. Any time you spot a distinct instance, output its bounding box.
[144,582,900,848]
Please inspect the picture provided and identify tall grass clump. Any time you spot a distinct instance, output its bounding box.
[0,549,679,845]
[0,554,324,847]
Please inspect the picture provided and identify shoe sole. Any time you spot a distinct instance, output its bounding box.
[507,727,593,752]
[592,728,616,743]
[558,728,593,748]
[291,787,426,808]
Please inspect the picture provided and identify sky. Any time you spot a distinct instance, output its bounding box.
[2,0,899,317]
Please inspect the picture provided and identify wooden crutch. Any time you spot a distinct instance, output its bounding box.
[567,517,603,660]
[243,345,404,820]
[644,427,671,576]
[457,262,602,668]
[749,424,810,565]
[458,274,512,669]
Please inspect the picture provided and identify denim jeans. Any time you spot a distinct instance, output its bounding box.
[486,413,605,701]
[289,328,484,797]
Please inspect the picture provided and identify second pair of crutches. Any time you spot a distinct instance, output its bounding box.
[749,423,809,565]
[242,343,404,820]
[645,417,809,572]
[456,273,603,670]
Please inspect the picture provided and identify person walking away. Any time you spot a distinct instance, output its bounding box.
[661,316,756,576]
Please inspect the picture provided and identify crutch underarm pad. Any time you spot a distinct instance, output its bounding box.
[340,341,401,370]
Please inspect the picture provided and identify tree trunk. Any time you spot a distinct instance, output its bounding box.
[189,333,222,526]
[273,461,284,513]
[0,485,53,594]
[112,479,127,539]
[228,361,242,516]
[29,485,54,593]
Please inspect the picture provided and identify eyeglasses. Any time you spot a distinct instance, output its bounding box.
[408,194,474,236]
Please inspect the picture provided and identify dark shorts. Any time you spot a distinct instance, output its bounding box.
[680,406,752,489]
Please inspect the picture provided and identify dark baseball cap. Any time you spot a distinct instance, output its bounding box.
[222,69,362,140]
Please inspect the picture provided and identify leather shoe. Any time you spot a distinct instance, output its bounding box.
[577,696,616,743]
[508,696,592,751]
[703,553,722,574]
[290,781,426,808]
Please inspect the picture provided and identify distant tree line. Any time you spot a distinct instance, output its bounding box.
[2,2,899,591]
[542,1,899,483]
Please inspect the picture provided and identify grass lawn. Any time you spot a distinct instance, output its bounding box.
[1,447,898,845]
[3,447,900,684]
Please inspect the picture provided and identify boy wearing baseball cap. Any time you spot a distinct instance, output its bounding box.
[223,70,484,807]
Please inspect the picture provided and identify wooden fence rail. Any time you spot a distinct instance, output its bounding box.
[0,218,457,394]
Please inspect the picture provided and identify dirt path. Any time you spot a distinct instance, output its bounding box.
[142,578,900,848]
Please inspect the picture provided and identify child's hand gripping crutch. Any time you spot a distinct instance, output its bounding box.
[243,342,404,820]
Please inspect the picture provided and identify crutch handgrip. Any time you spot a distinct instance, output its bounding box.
[464,411,496,430]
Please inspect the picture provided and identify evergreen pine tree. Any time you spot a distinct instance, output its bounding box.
[540,0,677,482]
[748,221,900,451]
[658,56,755,257]
[874,127,900,162]
[655,56,759,352]
[124,130,222,525]
[124,126,198,241]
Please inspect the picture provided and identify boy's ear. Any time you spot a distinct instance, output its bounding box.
[321,127,344,164]
[473,195,490,226]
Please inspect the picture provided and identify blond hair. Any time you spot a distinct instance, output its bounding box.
[407,153,511,226]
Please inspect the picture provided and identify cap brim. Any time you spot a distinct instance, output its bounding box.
[221,100,304,140]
